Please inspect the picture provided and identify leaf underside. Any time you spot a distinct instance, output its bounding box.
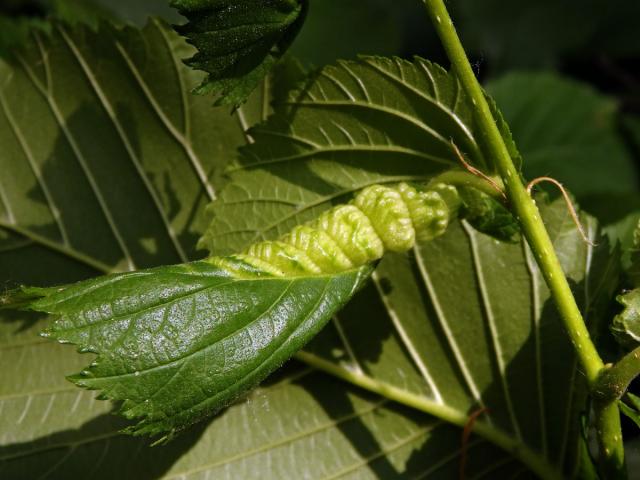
[0,18,253,276]
[2,19,438,480]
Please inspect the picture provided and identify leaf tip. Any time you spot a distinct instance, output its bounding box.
[0,285,48,311]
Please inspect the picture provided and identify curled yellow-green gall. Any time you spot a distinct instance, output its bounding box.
[212,183,460,276]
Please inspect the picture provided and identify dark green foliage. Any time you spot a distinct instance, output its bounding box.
[613,290,640,348]
[458,187,519,242]
[612,219,640,348]
[5,259,372,438]
[487,73,637,200]
[620,393,640,429]
[172,0,308,107]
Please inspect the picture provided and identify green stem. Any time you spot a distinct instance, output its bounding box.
[295,351,563,480]
[595,347,640,401]
[421,0,624,476]
[422,0,602,379]
[594,402,626,479]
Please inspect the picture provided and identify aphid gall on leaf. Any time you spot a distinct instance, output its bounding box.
[212,182,461,276]
[1,182,463,438]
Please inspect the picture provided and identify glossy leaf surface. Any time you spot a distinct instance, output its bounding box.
[9,259,372,438]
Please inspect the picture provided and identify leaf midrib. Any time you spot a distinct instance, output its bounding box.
[79,279,294,382]
[228,144,451,173]
[132,281,332,431]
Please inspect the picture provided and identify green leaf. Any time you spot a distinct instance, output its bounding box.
[207,187,618,477]
[8,259,372,438]
[613,289,640,348]
[0,19,251,274]
[0,23,451,478]
[487,73,637,199]
[172,0,308,107]
[0,31,622,478]
[199,56,497,254]
[0,313,477,480]
[453,0,640,72]
[620,393,640,429]
[198,57,620,476]
[315,202,616,478]
[7,199,613,478]
[486,72,637,199]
